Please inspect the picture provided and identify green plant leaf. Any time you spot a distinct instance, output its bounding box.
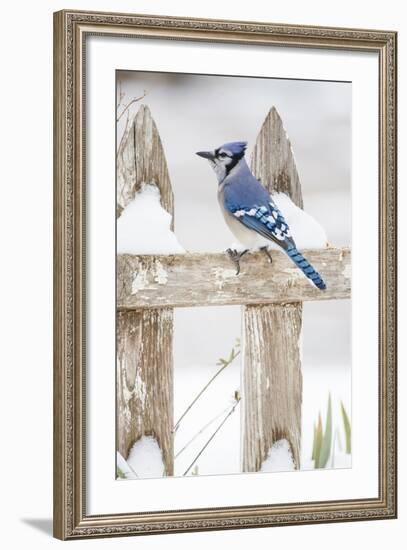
[318,394,332,468]
[313,413,323,467]
[311,423,317,461]
[341,401,351,454]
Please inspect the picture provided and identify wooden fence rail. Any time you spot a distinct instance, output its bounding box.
[117,247,351,309]
[116,104,351,476]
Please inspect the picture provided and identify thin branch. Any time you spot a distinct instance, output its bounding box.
[116,91,147,122]
[116,80,125,109]
[182,397,241,476]
[116,108,132,161]
[174,404,232,459]
[173,347,240,433]
[118,459,139,479]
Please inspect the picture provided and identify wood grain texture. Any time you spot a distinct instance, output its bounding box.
[116,105,174,474]
[117,104,174,221]
[117,309,174,474]
[242,107,305,471]
[251,107,303,209]
[242,304,303,470]
[117,247,351,309]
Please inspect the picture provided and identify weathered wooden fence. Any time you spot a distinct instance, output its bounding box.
[117,105,351,476]
[117,106,174,475]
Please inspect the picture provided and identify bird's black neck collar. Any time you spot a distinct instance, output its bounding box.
[225,152,245,177]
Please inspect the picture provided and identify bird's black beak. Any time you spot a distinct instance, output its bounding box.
[196,150,215,160]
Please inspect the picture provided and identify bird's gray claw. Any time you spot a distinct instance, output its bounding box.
[260,246,273,264]
[226,248,248,276]
[226,248,240,275]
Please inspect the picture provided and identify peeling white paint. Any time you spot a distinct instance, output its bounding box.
[134,369,147,408]
[131,261,168,294]
[131,269,149,294]
[211,267,237,290]
[153,261,168,285]
[119,358,147,430]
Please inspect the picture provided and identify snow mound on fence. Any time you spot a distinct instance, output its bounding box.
[272,192,328,250]
[117,183,185,254]
[260,439,295,473]
[127,435,165,479]
[235,192,327,252]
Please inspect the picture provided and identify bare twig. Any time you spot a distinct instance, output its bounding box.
[182,397,241,476]
[175,404,232,459]
[118,459,139,479]
[116,91,147,122]
[116,80,125,109]
[173,344,240,433]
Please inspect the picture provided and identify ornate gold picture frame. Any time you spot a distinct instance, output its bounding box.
[53,9,397,540]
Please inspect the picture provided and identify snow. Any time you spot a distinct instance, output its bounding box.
[126,435,165,479]
[117,183,185,254]
[271,192,328,250]
[300,363,351,471]
[260,439,295,473]
[116,451,138,480]
[118,361,350,480]
[172,362,350,477]
[330,452,352,469]
[174,363,241,477]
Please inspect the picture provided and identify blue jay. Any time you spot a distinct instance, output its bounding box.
[196,141,326,290]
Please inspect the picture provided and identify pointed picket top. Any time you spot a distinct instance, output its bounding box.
[117,104,174,225]
[116,103,175,477]
[250,106,303,209]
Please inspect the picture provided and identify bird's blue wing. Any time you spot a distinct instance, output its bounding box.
[229,202,295,250]
[222,173,295,249]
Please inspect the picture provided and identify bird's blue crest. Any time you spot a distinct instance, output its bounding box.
[221,141,248,156]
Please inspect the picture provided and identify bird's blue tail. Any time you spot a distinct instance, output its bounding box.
[286,246,326,290]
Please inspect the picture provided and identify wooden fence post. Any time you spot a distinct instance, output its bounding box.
[242,107,304,471]
[116,105,174,475]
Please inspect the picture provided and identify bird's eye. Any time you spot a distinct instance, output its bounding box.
[218,152,228,158]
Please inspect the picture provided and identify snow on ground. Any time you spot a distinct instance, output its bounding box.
[260,439,295,473]
[126,435,165,479]
[117,183,185,254]
[173,362,351,478]
[174,361,241,477]
[301,363,352,471]
[116,451,138,480]
[119,361,351,480]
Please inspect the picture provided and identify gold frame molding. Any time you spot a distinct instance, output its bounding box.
[53,9,397,540]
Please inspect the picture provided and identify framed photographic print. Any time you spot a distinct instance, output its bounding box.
[53,9,397,540]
